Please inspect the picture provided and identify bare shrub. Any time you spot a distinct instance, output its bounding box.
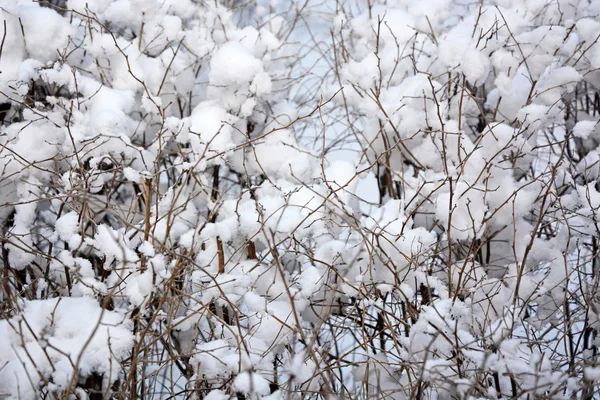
[1,0,600,399]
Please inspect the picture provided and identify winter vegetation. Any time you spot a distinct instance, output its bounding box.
[1,0,600,398]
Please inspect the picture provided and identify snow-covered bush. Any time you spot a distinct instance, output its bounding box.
[1,0,600,399]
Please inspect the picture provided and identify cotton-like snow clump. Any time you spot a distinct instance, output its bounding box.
[0,298,132,399]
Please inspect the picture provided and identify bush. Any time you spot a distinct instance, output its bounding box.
[1,0,600,399]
